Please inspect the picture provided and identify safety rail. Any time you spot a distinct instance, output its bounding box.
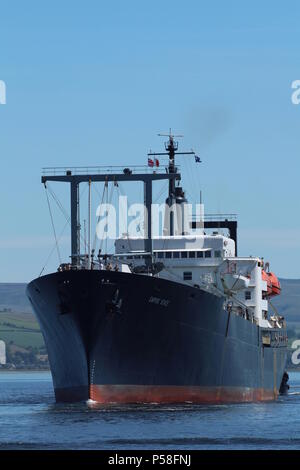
[42,165,178,176]
[191,213,237,222]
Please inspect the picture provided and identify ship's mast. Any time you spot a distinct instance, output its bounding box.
[148,130,197,236]
[42,165,181,266]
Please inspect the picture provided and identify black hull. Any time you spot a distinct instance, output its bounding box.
[27,270,287,403]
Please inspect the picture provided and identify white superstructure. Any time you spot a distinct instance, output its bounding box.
[113,232,281,329]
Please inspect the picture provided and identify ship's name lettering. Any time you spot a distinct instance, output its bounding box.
[149,296,170,307]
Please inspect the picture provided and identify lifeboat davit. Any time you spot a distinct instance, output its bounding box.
[221,273,250,292]
[262,270,281,297]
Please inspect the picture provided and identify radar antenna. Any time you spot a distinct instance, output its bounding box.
[148,130,201,235]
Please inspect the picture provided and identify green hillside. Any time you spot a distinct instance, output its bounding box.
[0,283,32,312]
[272,279,300,324]
[0,311,44,349]
[0,309,47,369]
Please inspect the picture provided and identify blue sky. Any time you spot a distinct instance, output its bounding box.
[1,0,300,281]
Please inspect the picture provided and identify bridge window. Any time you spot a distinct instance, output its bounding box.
[181,252,188,258]
[173,252,180,258]
[189,251,196,258]
[197,251,204,258]
[157,252,164,259]
[205,251,212,258]
[214,250,221,258]
[245,291,251,300]
[183,272,192,280]
[165,252,172,259]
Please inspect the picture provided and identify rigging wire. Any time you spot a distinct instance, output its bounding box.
[47,184,69,222]
[105,181,115,254]
[116,182,133,253]
[96,181,115,255]
[88,179,91,266]
[39,182,90,275]
[38,219,69,277]
[44,184,61,265]
[47,181,88,248]
[92,182,106,253]
[153,181,168,203]
[105,181,108,255]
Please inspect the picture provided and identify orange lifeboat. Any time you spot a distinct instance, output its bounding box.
[262,270,281,297]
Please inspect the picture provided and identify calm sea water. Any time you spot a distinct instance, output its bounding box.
[0,371,300,450]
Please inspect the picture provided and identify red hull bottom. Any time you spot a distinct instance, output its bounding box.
[89,385,277,404]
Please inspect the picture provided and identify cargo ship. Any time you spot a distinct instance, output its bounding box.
[27,133,288,403]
